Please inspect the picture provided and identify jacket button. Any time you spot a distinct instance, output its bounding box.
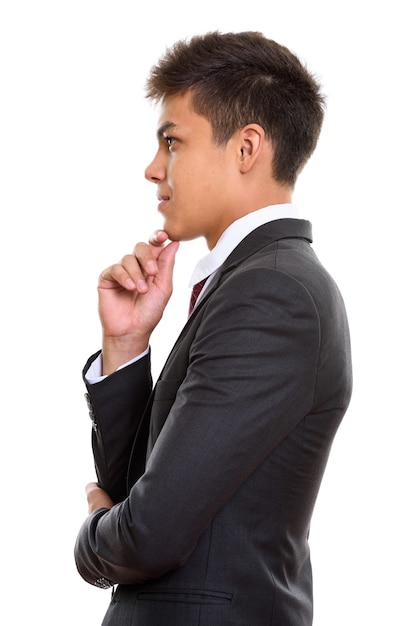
[94,577,113,589]
[84,393,98,431]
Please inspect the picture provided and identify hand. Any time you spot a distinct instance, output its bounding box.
[85,482,114,514]
[98,230,180,373]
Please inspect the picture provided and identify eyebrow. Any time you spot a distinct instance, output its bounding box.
[157,122,177,139]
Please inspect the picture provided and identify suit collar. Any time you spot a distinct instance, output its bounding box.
[218,218,312,276]
[187,218,312,319]
[189,204,300,286]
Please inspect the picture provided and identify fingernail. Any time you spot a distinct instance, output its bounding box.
[137,279,148,292]
[146,260,157,273]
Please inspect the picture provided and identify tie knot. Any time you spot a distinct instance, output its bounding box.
[188,278,207,316]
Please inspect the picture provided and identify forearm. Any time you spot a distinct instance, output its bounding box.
[84,351,153,502]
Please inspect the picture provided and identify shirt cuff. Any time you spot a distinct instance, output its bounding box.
[85,347,150,384]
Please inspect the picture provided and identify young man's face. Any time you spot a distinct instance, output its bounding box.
[145,91,239,249]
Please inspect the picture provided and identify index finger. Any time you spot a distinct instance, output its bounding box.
[148,229,169,247]
[132,242,159,277]
[130,231,170,280]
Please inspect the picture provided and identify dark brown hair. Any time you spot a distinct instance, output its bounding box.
[146,31,325,187]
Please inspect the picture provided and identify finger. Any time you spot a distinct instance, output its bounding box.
[99,256,148,292]
[85,482,99,495]
[120,253,152,291]
[132,241,161,277]
[154,240,180,284]
[148,229,169,246]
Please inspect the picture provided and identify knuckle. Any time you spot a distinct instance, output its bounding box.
[121,253,134,265]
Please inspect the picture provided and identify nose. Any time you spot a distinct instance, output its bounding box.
[145,151,166,183]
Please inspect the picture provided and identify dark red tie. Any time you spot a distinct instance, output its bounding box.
[188,278,207,316]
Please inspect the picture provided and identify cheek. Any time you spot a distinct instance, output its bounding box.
[170,153,226,207]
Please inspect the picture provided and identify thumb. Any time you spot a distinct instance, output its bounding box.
[154,240,180,287]
[158,240,180,274]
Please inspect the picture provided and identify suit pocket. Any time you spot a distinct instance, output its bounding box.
[106,585,233,626]
[137,588,232,605]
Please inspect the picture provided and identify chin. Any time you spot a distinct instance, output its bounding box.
[162,224,177,241]
[163,220,200,243]
[163,224,185,242]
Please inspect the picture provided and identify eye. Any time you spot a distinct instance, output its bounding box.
[164,135,176,150]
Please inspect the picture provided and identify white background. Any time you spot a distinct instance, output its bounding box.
[1,1,416,624]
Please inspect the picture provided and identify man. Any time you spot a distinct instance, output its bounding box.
[75,31,352,625]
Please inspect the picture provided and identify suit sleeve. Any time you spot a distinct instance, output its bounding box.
[75,268,321,586]
[83,350,153,504]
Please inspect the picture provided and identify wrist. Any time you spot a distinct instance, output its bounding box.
[102,334,150,375]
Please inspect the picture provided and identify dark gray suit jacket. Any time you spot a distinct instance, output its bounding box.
[75,219,352,625]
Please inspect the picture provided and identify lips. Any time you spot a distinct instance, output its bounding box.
[157,194,170,212]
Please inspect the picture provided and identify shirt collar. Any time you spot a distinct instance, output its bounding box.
[189,203,300,287]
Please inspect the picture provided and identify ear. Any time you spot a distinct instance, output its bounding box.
[238,124,265,173]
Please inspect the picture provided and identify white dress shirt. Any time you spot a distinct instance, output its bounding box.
[86,203,300,382]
